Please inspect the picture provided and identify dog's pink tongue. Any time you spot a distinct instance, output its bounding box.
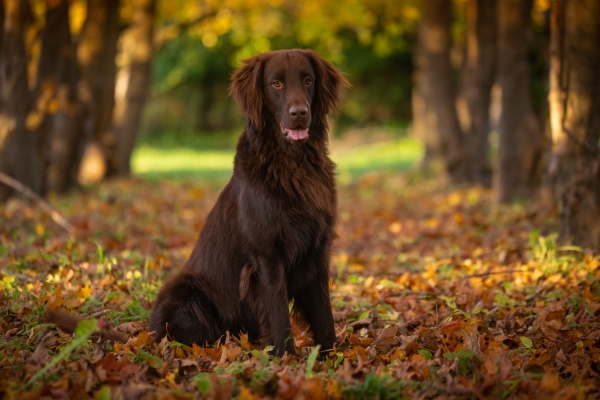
[288,129,308,140]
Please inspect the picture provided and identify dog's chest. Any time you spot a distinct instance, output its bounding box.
[239,165,334,257]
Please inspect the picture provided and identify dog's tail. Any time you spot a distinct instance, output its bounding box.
[43,307,128,343]
[148,271,226,346]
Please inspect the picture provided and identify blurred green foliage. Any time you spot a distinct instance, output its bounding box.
[142,0,550,140]
[142,0,419,138]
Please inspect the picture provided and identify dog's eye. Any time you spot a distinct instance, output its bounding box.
[304,77,312,86]
[272,80,282,88]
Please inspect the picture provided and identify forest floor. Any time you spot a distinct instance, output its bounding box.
[1,163,600,399]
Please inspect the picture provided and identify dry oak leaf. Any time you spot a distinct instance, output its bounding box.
[296,378,328,400]
[236,332,259,350]
[127,329,151,349]
[528,349,553,367]
[45,287,65,309]
[218,345,242,364]
[116,321,144,335]
[95,354,138,384]
[27,332,53,365]
[277,372,302,400]
[400,335,421,356]
[348,333,373,347]
[374,325,398,351]
[539,372,561,394]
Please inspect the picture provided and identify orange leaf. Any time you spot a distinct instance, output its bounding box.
[440,321,460,331]
[539,372,561,394]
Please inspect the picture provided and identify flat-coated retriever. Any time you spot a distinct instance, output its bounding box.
[148,49,349,357]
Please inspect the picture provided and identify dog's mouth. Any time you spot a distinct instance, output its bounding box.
[280,122,309,142]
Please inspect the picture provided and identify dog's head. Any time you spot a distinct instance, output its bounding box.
[229,49,349,143]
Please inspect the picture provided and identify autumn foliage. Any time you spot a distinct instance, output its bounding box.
[1,172,599,399]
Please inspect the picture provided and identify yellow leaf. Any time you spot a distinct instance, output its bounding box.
[76,283,93,301]
[238,387,259,400]
[35,223,45,235]
[238,332,253,350]
[174,346,187,358]
[128,330,150,349]
[389,347,405,361]
[112,342,128,353]
[349,263,364,272]
[165,371,177,386]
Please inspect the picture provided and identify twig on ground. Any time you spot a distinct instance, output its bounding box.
[0,171,73,233]
[398,314,428,330]
[574,307,586,322]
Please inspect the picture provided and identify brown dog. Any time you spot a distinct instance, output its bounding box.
[148,49,349,356]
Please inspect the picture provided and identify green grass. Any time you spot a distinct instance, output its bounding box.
[333,138,422,185]
[132,146,236,181]
[131,136,423,183]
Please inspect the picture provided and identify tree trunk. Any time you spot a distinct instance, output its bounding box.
[0,0,42,200]
[462,0,496,186]
[416,0,468,183]
[0,2,4,53]
[34,0,84,193]
[111,0,156,175]
[494,0,542,202]
[411,49,443,171]
[548,0,600,249]
[77,0,120,184]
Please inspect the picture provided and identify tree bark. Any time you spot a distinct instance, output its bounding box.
[462,0,496,186]
[34,0,84,193]
[411,49,443,171]
[549,0,600,249]
[0,2,4,54]
[77,0,120,184]
[111,0,156,175]
[494,0,542,202]
[416,0,468,183]
[0,0,42,200]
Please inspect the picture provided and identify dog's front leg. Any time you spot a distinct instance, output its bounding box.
[292,245,336,353]
[293,271,336,353]
[255,256,297,357]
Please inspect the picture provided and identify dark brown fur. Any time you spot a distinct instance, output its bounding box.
[148,49,349,356]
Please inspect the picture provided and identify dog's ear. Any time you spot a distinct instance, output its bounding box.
[305,50,350,119]
[229,54,265,131]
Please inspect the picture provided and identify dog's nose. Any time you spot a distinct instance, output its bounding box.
[289,105,308,120]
